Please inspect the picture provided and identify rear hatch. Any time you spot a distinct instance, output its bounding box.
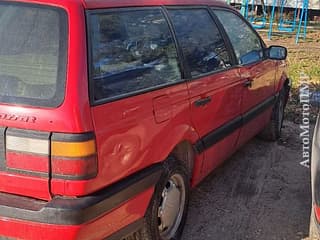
[0,2,67,200]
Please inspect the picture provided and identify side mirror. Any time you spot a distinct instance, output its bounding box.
[267,46,287,60]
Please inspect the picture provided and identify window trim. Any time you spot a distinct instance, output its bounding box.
[86,7,185,106]
[0,1,68,108]
[211,7,267,67]
[165,6,236,82]
[161,7,189,80]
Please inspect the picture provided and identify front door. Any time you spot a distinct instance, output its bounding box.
[214,9,276,147]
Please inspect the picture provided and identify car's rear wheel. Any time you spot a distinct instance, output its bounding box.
[259,88,286,141]
[136,158,190,240]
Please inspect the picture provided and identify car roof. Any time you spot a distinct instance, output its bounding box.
[82,0,231,9]
[9,0,233,11]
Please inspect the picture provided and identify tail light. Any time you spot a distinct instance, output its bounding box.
[51,133,97,180]
[4,129,97,180]
[5,129,50,175]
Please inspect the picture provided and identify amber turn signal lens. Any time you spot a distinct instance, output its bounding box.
[51,140,96,158]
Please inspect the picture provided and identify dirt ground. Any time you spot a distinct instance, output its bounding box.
[182,121,313,240]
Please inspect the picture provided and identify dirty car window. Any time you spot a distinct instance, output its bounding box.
[214,10,263,65]
[88,9,181,102]
[168,9,231,78]
[0,2,67,107]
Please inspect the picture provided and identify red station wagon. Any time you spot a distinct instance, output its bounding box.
[0,0,290,239]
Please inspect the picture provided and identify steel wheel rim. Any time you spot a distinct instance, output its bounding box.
[158,173,186,239]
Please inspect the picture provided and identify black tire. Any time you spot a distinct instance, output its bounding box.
[136,158,190,240]
[259,88,286,141]
[310,205,320,240]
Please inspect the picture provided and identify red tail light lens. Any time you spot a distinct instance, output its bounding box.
[6,152,49,173]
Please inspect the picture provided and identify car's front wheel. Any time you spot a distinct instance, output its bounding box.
[136,158,190,240]
[259,88,286,141]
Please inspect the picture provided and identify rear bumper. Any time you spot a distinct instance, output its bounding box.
[0,164,162,239]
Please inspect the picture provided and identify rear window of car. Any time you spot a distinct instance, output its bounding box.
[0,2,67,107]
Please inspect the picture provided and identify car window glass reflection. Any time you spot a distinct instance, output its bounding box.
[89,10,181,101]
[214,10,263,65]
[168,9,231,78]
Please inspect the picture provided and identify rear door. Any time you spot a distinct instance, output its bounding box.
[214,9,276,146]
[167,8,243,175]
[87,8,190,187]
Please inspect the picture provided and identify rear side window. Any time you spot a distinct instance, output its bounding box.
[0,2,67,107]
[168,9,231,78]
[87,9,181,103]
[213,10,263,65]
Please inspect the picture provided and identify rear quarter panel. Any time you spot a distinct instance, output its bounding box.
[90,83,200,191]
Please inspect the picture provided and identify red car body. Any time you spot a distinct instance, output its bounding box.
[0,0,289,239]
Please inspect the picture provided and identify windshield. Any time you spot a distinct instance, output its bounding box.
[0,2,67,107]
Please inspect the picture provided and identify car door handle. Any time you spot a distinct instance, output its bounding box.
[243,79,253,88]
[194,97,211,107]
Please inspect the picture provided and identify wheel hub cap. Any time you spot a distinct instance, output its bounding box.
[158,174,186,239]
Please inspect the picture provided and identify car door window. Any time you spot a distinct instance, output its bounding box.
[168,9,231,78]
[213,10,264,65]
[87,9,181,102]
